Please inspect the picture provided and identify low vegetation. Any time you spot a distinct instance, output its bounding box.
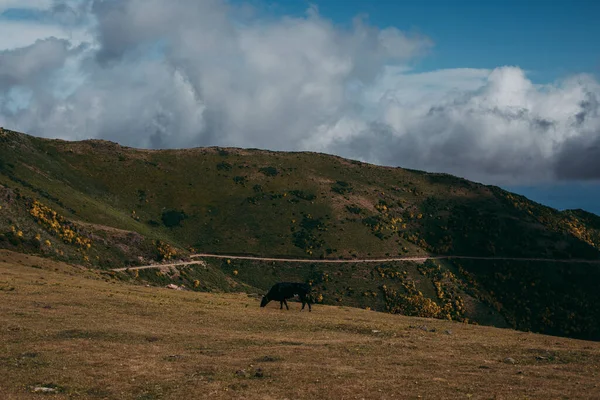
[2,251,600,399]
[0,129,600,340]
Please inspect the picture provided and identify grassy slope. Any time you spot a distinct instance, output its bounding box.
[2,250,600,400]
[2,129,599,260]
[1,128,600,340]
[120,256,600,340]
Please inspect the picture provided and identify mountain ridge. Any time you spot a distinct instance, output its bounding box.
[1,127,600,340]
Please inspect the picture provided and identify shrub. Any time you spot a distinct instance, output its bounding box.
[216,161,232,171]
[161,209,187,228]
[29,200,92,249]
[292,215,326,254]
[331,181,352,194]
[362,215,381,228]
[246,196,261,205]
[259,166,279,176]
[290,190,316,201]
[346,205,362,214]
[233,176,248,185]
[154,240,177,260]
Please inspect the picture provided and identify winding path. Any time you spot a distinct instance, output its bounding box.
[111,260,207,272]
[111,253,600,272]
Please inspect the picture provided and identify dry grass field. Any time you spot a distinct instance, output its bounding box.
[1,250,599,399]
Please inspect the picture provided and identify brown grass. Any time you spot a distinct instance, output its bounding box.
[1,250,599,399]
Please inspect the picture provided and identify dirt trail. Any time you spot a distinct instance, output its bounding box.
[111,253,600,271]
[191,253,600,264]
[111,260,206,272]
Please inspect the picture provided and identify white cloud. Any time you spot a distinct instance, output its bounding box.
[0,0,93,51]
[0,21,68,50]
[0,0,52,12]
[0,0,598,185]
[328,67,600,184]
[0,38,71,89]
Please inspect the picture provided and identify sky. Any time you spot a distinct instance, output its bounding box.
[246,0,600,83]
[0,0,599,214]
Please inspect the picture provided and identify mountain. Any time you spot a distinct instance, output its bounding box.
[1,128,599,340]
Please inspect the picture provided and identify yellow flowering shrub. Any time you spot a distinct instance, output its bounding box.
[29,200,92,249]
[155,240,177,260]
[380,262,467,322]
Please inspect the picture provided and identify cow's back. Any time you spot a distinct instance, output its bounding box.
[267,282,308,299]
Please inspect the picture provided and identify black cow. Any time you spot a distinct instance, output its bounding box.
[260,282,312,311]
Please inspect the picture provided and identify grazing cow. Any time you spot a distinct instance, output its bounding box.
[260,282,312,311]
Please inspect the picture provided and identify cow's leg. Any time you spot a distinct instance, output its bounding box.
[280,301,284,310]
[300,294,306,310]
[283,299,289,310]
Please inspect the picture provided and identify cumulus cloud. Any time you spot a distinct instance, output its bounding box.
[0,0,52,12]
[329,67,600,184]
[0,0,599,185]
[0,1,92,50]
[0,38,71,89]
[1,0,432,148]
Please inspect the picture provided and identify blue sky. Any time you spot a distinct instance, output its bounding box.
[241,0,600,83]
[0,0,599,214]
[236,0,600,214]
[4,0,596,81]
[506,182,600,214]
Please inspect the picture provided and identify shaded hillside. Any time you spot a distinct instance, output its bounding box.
[1,128,600,340]
[1,128,599,261]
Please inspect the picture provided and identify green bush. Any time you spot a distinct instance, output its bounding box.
[233,176,248,185]
[259,166,279,176]
[290,190,316,201]
[346,205,362,214]
[161,210,187,228]
[332,181,352,194]
[217,161,232,171]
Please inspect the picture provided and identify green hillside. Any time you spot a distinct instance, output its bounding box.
[1,128,600,340]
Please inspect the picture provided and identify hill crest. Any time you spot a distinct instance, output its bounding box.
[1,128,599,340]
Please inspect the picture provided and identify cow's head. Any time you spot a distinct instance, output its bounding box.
[260,295,270,308]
